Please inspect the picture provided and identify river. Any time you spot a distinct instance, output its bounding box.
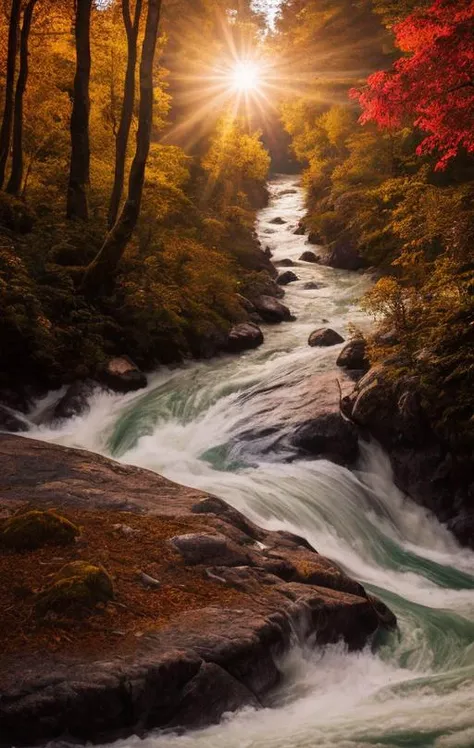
[29,176,474,748]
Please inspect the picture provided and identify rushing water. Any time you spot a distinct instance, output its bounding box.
[28,176,474,747]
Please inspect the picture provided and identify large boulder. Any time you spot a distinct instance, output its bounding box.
[100,356,147,394]
[277,270,298,286]
[318,240,366,271]
[0,433,396,746]
[343,365,474,549]
[235,371,360,467]
[292,413,359,466]
[253,296,293,324]
[274,258,295,267]
[299,250,320,263]
[308,328,344,347]
[52,380,98,422]
[337,338,370,371]
[227,323,264,353]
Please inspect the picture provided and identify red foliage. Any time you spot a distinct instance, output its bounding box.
[351,0,474,169]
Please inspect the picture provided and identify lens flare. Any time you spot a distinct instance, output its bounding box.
[231,61,260,91]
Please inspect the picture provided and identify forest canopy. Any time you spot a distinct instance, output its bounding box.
[0,0,472,454]
[0,0,274,392]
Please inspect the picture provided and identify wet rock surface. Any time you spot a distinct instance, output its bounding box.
[50,379,98,422]
[299,250,320,263]
[227,322,264,353]
[337,338,370,371]
[0,435,395,746]
[344,366,474,549]
[277,270,299,285]
[253,295,294,324]
[99,356,147,394]
[316,241,366,271]
[235,372,360,467]
[308,328,345,347]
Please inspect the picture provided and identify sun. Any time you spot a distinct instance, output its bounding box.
[231,61,261,92]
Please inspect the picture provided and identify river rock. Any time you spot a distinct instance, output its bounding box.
[337,338,370,371]
[171,532,252,566]
[0,434,396,745]
[308,328,344,347]
[100,356,147,393]
[291,413,359,466]
[274,258,295,267]
[51,380,98,422]
[235,372,360,467]
[317,241,365,271]
[253,296,293,324]
[303,281,326,290]
[269,217,286,225]
[294,222,306,236]
[344,365,474,549]
[277,271,298,286]
[227,323,264,353]
[299,250,320,263]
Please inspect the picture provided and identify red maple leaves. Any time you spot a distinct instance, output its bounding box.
[351,0,474,169]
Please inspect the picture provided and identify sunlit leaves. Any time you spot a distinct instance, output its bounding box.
[352,0,474,169]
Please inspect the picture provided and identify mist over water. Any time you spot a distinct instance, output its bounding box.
[30,177,474,747]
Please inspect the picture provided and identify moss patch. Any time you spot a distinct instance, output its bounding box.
[0,506,253,667]
[35,561,114,618]
[0,509,80,550]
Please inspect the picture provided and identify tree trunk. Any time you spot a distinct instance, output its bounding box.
[107,0,143,229]
[82,0,161,291]
[67,0,92,220]
[0,0,21,189]
[6,0,38,196]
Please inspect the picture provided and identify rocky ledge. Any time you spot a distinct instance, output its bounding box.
[0,435,395,747]
[343,366,474,549]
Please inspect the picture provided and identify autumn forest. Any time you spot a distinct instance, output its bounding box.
[0,0,474,744]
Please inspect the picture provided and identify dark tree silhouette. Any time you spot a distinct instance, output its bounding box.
[67,0,93,220]
[83,0,162,290]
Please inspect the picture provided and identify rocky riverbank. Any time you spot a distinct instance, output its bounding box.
[0,434,395,747]
[343,364,474,550]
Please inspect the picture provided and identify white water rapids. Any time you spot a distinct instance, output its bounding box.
[28,176,474,747]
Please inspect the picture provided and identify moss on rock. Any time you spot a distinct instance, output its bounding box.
[35,560,114,618]
[0,509,80,551]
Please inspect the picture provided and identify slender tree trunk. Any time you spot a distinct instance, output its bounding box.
[82,0,161,291]
[67,0,92,220]
[108,0,143,229]
[0,0,21,189]
[6,0,38,196]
